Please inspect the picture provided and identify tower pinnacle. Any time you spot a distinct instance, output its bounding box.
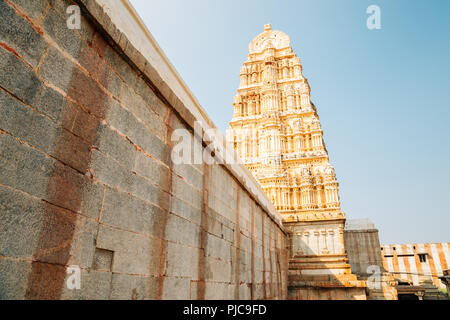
[264,24,272,31]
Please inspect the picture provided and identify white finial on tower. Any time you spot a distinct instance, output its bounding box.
[264,24,272,32]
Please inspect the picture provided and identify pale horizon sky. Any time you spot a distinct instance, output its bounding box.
[129,0,450,245]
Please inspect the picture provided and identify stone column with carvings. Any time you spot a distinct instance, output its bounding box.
[327,230,335,254]
[321,230,329,254]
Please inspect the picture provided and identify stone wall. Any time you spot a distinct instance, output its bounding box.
[344,219,383,276]
[344,219,397,300]
[0,0,287,300]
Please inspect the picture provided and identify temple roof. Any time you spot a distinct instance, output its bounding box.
[249,24,291,54]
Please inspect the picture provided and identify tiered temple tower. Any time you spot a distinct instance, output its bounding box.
[227,24,366,299]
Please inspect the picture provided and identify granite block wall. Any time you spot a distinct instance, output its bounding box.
[0,0,287,300]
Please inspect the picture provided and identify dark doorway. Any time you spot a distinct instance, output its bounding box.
[398,294,419,300]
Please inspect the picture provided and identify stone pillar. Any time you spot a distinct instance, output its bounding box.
[252,134,257,158]
[328,230,335,254]
[338,226,345,254]
[333,227,341,254]
[303,231,310,255]
[248,100,255,115]
[295,231,303,255]
[293,188,298,208]
[314,231,320,255]
[321,230,329,254]
[316,186,322,206]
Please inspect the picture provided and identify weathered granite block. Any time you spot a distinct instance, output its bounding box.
[95,124,136,170]
[96,225,161,276]
[0,133,53,199]
[60,270,112,300]
[9,0,49,21]
[0,258,32,299]
[135,151,169,191]
[162,277,191,300]
[107,100,169,163]
[43,8,83,59]
[36,85,67,123]
[0,0,48,67]
[0,89,61,154]
[165,242,200,279]
[38,47,77,91]
[121,84,165,141]
[165,213,200,248]
[0,185,44,259]
[0,47,42,106]
[101,187,165,238]
[172,174,202,208]
[109,273,158,300]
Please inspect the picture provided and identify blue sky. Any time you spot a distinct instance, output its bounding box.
[129,0,450,244]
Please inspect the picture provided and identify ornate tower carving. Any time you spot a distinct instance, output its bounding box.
[228,24,366,298]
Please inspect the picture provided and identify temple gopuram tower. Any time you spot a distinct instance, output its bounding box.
[227,24,367,299]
